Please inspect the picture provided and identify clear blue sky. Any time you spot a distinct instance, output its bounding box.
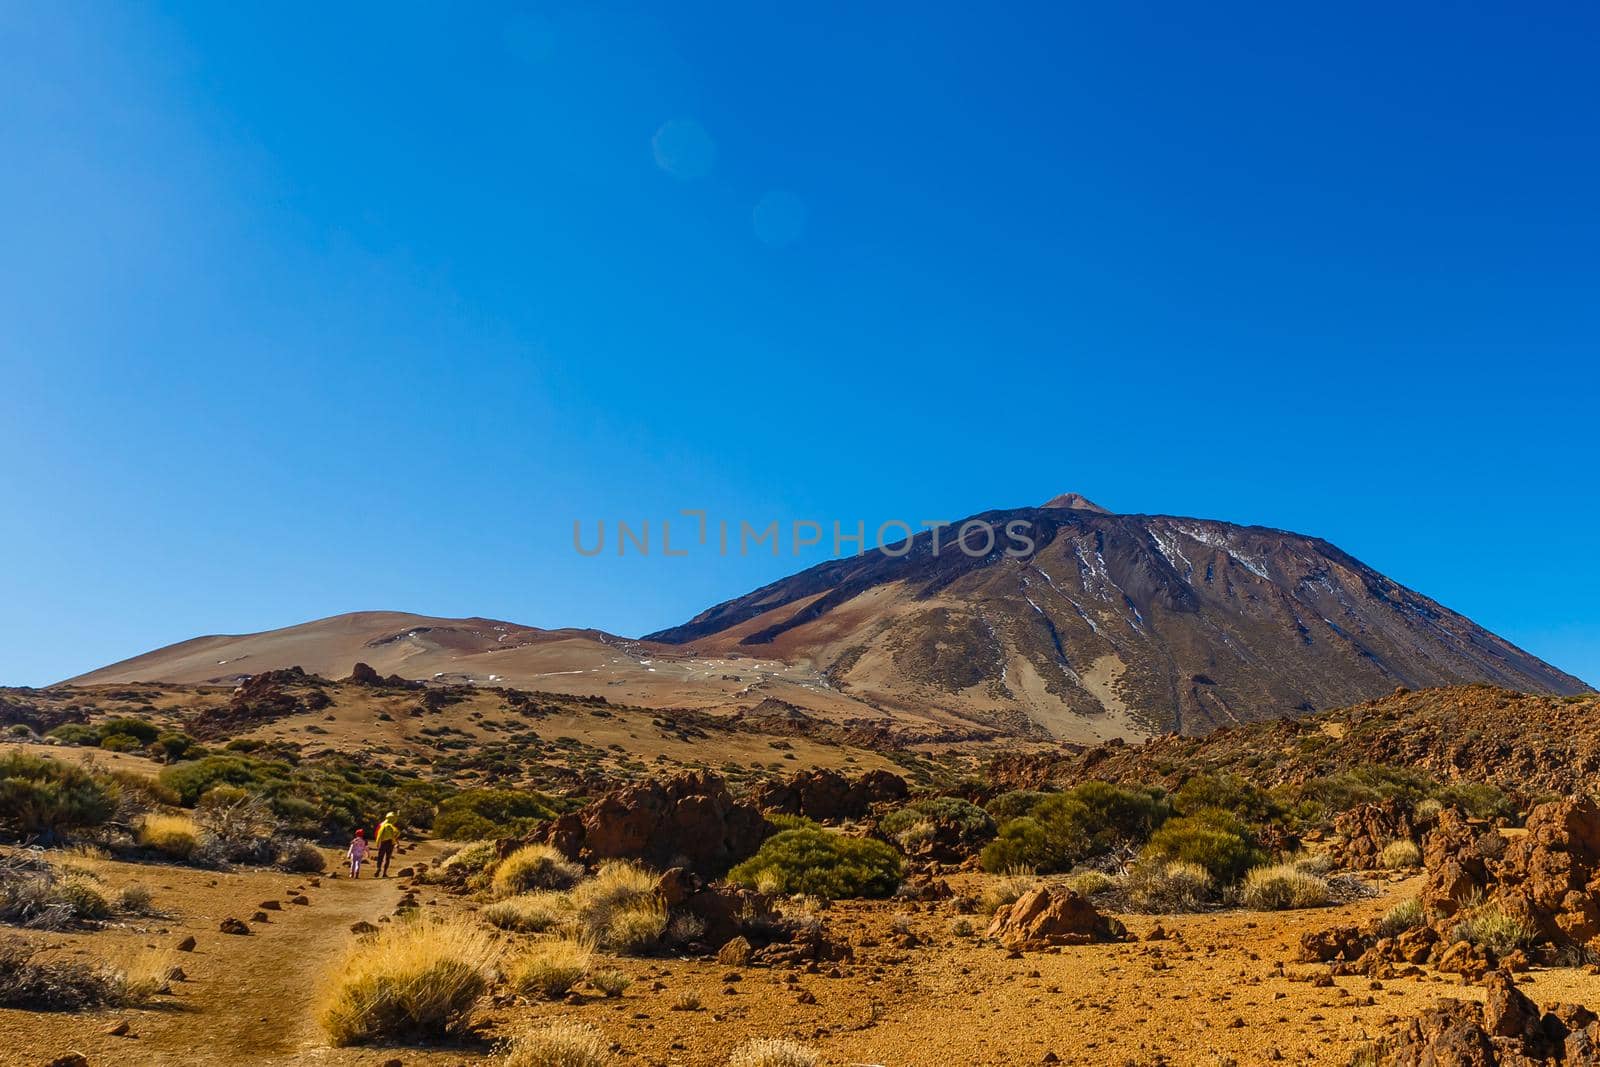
[2,3,1596,688]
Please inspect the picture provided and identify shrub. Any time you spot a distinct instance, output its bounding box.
[275,838,328,873]
[318,919,500,1045]
[116,884,154,913]
[980,781,1168,873]
[0,854,109,928]
[727,1038,821,1067]
[1452,901,1538,956]
[1173,774,1280,823]
[421,841,498,885]
[0,937,125,1009]
[45,724,101,747]
[98,717,159,745]
[569,861,662,946]
[138,814,200,860]
[509,936,591,999]
[149,732,199,762]
[879,796,995,852]
[493,845,584,897]
[501,1020,613,1067]
[1281,765,1434,822]
[1139,809,1263,884]
[0,754,119,840]
[483,892,572,933]
[54,880,110,921]
[1126,860,1216,912]
[728,828,902,899]
[1381,839,1423,870]
[1413,798,1444,822]
[1432,782,1515,823]
[196,785,281,841]
[590,968,631,997]
[984,790,1049,823]
[1375,897,1424,938]
[1241,863,1331,910]
[433,788,562,841]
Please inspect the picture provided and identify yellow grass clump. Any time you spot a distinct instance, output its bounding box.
[492,844,584,897]
[501,1019,613,1067]
[509,935,592,1000]
[570,861,660,944]
[727,1038,821,1067]
[1381,839,1423,869]
[137,814,199,860]
[483,891,573,933]
[599,898,667,955]
[1241,863,1332,910]
[318,918,501,1045]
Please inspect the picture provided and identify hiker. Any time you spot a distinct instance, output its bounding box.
[373,811,400,878]
[346,828,368,878]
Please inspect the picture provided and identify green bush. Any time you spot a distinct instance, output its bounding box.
[984,790,1049,823]
[729,828,903,899]
[433,789,562,841]
[159,755,288,806]
[879,796,995,851]
[1172,774,1280,823]
[1278,764,1434,822]
[148,732,200,762]
[98,717,159,745]
[980,781,1168,873]
[0,754,119,840]
[1433,782,1515,823]
[1139,808,1263,884]
[45,725,101,747]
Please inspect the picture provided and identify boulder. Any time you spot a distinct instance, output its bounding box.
[984,886,1126,950]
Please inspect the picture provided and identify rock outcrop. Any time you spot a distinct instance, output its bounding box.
[1335,798,1416,870]
[1381,974,1600,1064]
[542,772,770,877]
[984,886,1126,949]
[752,768,909,822]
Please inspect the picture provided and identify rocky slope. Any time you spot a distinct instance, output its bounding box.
[646,495,1587,737]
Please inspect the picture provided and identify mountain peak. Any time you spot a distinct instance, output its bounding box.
[1041,492,1111,513]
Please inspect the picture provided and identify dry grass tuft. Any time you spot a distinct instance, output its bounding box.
[590,968,631,998]
[483,891,573,933]
[501,1019,613,1067]
[727,1038,821,1067]
[1381,839,1423,869]
[1375,897,1425,938]
[1126,860,1215,913]
[598,898,666,955]
[509,935,592,1000]
[1063,870,1116,898]
[493,845,584,897]
[1241,863,1331,910]
[317,918,500,1045]
[138,814,199,861]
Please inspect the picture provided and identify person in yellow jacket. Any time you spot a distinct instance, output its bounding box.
[373,812,400,878]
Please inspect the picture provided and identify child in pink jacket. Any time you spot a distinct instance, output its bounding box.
[347,829,369,878]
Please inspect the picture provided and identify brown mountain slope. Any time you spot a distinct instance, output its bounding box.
[645,498,1588,738]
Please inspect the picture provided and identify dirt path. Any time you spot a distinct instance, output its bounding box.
[1,845,451,1067]
[153,865,411,1064]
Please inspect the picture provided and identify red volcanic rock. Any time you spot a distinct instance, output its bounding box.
[541,772,770,877]
[984,886,1125,950]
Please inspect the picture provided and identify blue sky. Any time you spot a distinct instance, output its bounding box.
[1,2,1596,688]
